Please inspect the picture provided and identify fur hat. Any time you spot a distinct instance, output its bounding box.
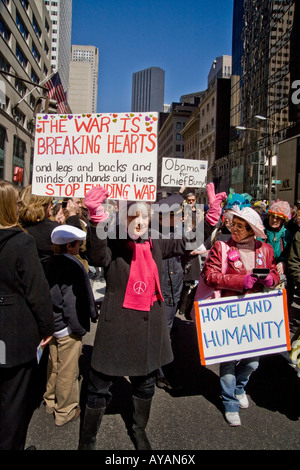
[226,205,266,238]
[268,200,291,221]
[51,225,86,245]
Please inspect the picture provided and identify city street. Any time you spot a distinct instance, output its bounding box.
[24,278,300,452]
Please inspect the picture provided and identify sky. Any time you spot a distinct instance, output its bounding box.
[71,0,234,114]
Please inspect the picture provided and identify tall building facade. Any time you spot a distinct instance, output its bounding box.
[68,45,99,113]
[214,0,300,203]
[0,0,52,186]
[44,0,72,92]
[131,66,165,112]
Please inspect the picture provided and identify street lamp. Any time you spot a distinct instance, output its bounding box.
[236,117,275,205]
[235,125,268,201]
[254,115,276,206]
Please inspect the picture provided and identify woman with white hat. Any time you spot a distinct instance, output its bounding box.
[202,205,280,426]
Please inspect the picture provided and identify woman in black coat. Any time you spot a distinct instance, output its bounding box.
[19,185,59,270]
[78,188,187,451]
[0,181,54,450]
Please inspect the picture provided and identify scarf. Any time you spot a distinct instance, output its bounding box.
[123,240,164,311]
[235,236,256,273]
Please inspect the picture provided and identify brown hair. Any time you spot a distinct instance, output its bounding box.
[0,180,23,229]
[51,240,78,254]
[19,185,53,223]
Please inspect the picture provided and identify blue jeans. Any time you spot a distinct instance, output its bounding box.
[220,358,259,412]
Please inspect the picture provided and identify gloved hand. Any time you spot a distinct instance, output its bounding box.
[84,186,109,223]
[243,273,258,290]
[257,274,274,288]
[205,183,227,226]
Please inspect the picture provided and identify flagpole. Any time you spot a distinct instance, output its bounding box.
[13,66,63,108]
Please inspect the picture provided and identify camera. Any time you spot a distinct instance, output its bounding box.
[62,198,69,209]
[252,268,270,279]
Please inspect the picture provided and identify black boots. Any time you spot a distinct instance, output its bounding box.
[78,397,152,450]
[132,396,152,450]
[78,405,106,450]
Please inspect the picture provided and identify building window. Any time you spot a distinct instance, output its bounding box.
[16,44,28,68]
[16,11,28,40]
[32,43,40,63]
[20,0,28,10]
[13,136,26,186]
[0,17,11,42]
[15,78,27,97]
[13,108,25,126]
[32,15,41,40]
[0,126,5,180]
[31,69,39,84]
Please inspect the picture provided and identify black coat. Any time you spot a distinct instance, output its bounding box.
[87,230,186,376]
[22,217,59,269]
[0,228,54,368]
[45,254,98,336]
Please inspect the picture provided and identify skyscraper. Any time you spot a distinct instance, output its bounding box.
[214,0,300,203]
[131,67,165,112]
[68,45,99,113]
[0,0,52,185]
[44,0,72,92]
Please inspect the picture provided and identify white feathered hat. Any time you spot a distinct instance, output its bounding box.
[226,205,266,239]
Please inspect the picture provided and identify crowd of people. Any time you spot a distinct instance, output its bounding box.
[0,179,300,450]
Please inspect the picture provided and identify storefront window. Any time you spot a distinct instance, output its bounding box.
[0,126,5,180]
[13,135,25,186]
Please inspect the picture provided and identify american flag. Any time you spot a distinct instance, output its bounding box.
[44,72,68,113]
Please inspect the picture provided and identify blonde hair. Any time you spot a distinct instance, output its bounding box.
[0,180,21,228]
[19,185,53,223]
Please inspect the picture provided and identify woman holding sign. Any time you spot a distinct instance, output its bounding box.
[78,186,187,450]
[202,206,280,426]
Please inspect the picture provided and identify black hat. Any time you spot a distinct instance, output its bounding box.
[153,193,183,214]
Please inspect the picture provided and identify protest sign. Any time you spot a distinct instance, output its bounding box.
[161,157,207,188]
[194,289,290,365]
[32,112,158,201]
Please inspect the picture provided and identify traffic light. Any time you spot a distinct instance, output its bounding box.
[45,96,58,114]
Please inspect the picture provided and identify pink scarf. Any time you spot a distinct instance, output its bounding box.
[123,240,164,311]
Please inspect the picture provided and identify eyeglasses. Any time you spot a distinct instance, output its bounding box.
[269,214,284,221]
[187,199,196,203]
[231,222,248,232]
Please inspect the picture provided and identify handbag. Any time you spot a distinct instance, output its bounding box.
[190,241,229,321]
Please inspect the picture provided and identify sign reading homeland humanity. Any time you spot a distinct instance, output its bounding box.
[194,290,291,366]
[32,112,158,201]
[161,157,207,188]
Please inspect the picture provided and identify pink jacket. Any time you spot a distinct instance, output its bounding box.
[202,239,280,297]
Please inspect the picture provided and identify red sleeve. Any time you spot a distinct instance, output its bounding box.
[202,241,245,293]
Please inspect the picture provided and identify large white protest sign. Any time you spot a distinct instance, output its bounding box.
[161,157,207,188]
[194,290,290,365]
[32,112,158,201]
